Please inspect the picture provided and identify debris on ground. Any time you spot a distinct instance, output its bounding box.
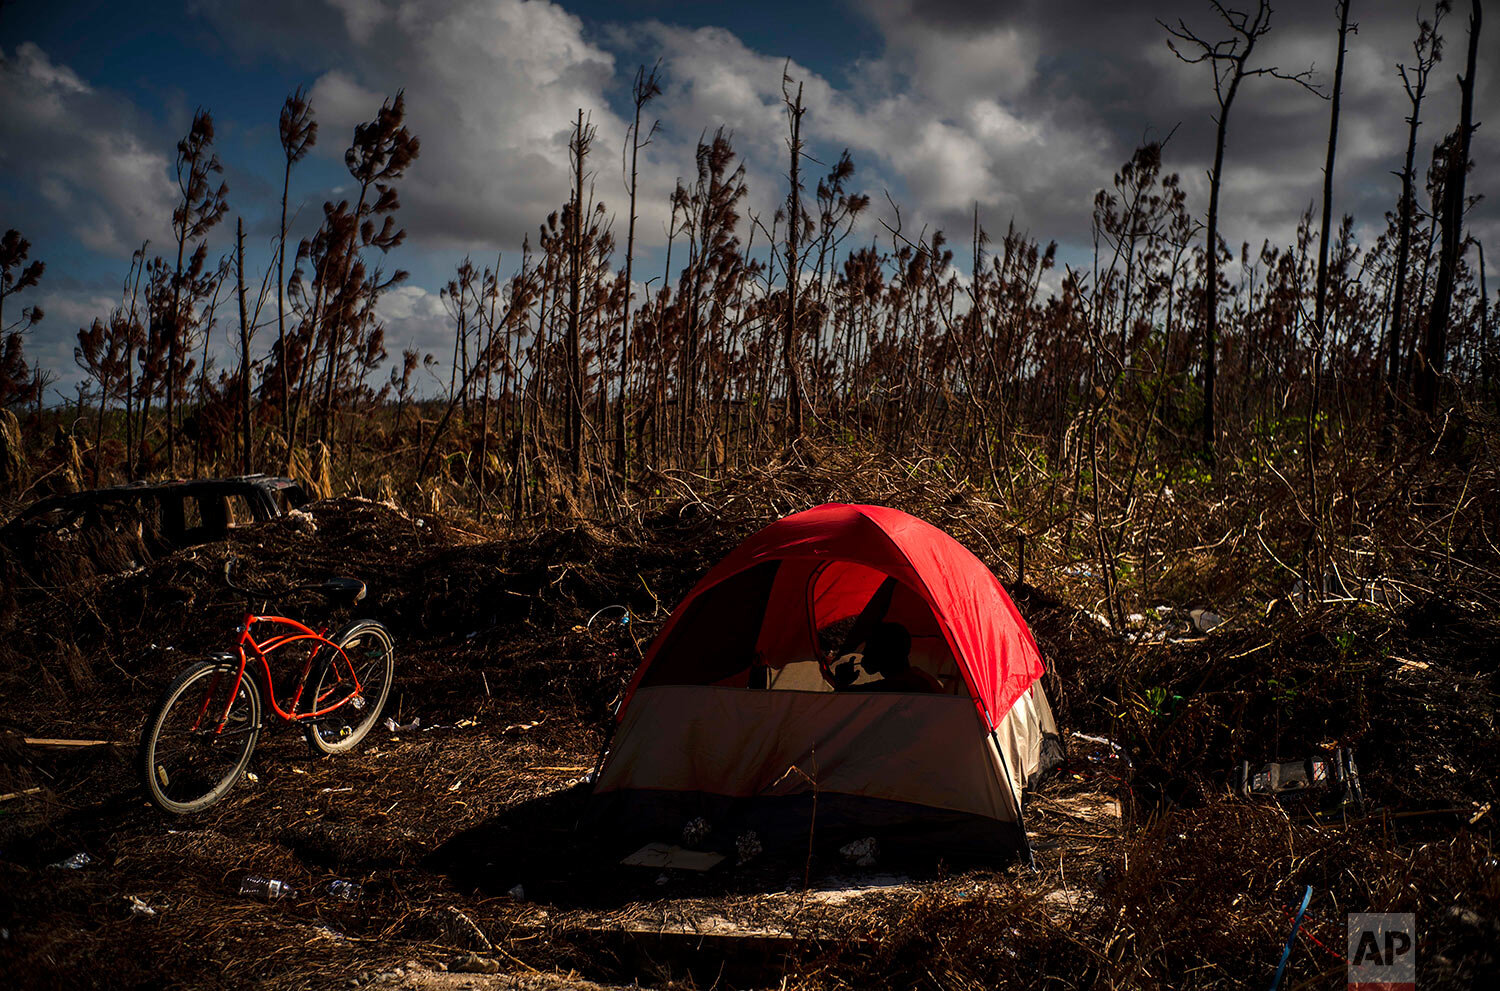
[1237,749,1364,809]
[735,831,762,865]
[238,876,295,900]
[838,837,879,868]
[450,953,501,975]
[326,880,362,902]
[0,475,1495,990]
[1189,608,1224,633]
[621,843,725,871]
[125,895,157,917]
[284,508,317,535]
[680,816,710,847]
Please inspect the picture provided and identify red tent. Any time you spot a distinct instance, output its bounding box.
[593,504,1060,859]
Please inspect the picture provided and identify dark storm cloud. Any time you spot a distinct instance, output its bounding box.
[861,0,1496,257]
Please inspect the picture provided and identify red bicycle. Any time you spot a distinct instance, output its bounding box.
[138,558,395,813]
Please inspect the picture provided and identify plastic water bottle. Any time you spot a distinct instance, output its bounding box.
[326,880,360,902]
[239,875,295,900]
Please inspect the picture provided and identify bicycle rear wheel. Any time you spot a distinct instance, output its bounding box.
[305,620,395,755]
[140,660,261,814]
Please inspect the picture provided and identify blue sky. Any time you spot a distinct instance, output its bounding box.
[3,0,1495,396]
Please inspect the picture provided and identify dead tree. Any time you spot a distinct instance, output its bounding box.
[1162,1,1316,460]
[276,89,317,451]
[1478,240,1492,397]
[616,63,661,479]
[73,315,127,482]
[565,109,597,480]
[1386,4,1447,410]
[1418,0,1483,417]
[782,68,809,439]
[120,245,147,472]
[1313,0,1354,357]
[236,218,252,474]
[318,92,418,445]
[1305,0,1354,599]
[165,109,229,472]
[0,229,45,410]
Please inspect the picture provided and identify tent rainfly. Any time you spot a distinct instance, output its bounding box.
[589,503,1062,860]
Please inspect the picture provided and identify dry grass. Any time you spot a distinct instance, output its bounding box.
[0,442,1496,989]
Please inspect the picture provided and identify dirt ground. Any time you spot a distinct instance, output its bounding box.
[1,493,1496,989]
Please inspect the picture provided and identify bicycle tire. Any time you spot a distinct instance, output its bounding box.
[140,660,261,814]
[304,620,395,756]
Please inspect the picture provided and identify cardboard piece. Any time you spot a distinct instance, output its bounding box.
[621,842,725,872]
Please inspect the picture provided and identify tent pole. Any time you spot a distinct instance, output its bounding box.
[991,728,1035,869]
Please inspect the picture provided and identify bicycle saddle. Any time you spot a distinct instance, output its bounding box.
[316,577,367,604]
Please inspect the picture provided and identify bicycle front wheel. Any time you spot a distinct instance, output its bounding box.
[140,660,262,814]
[305,620,395,755]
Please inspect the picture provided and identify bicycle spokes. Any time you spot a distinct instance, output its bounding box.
[143,663,260,812]
[305,623,394,755]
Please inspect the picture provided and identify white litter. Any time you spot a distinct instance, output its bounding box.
[1190,608,1224,633]
[284,509,317,535]
[838,837,879,868]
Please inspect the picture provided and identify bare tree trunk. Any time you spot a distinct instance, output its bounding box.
[277,160,292,452]
[193,271,226,478]
[1306,0,1352,600]
[123,245,145,478]
[1418,0,1483,417]
[167,229,188,474]
[782,75,806,439]
[616,65,659,481]
[566,109,590,482]
[617,119,640,480]
[1163,1,1314,461]
[1387,9,1445,433]
[237,218,252,475]
[1312,0,1351,345]
[1479,241,1493,399]
[1390,98,1426,393]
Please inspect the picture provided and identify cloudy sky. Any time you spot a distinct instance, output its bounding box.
[2,0,1494,395]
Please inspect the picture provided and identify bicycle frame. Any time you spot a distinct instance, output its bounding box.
[196,611,362,733]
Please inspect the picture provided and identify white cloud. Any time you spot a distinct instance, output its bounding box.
[23,289,118,395]
[0,43,177,256]
[248,0,633,256]
[327,0,388,45]
[307,70,385,134]
[861,1,1035,106]
[377,283,451,368]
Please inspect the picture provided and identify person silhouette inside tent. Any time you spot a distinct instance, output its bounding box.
[844,622,942,693]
